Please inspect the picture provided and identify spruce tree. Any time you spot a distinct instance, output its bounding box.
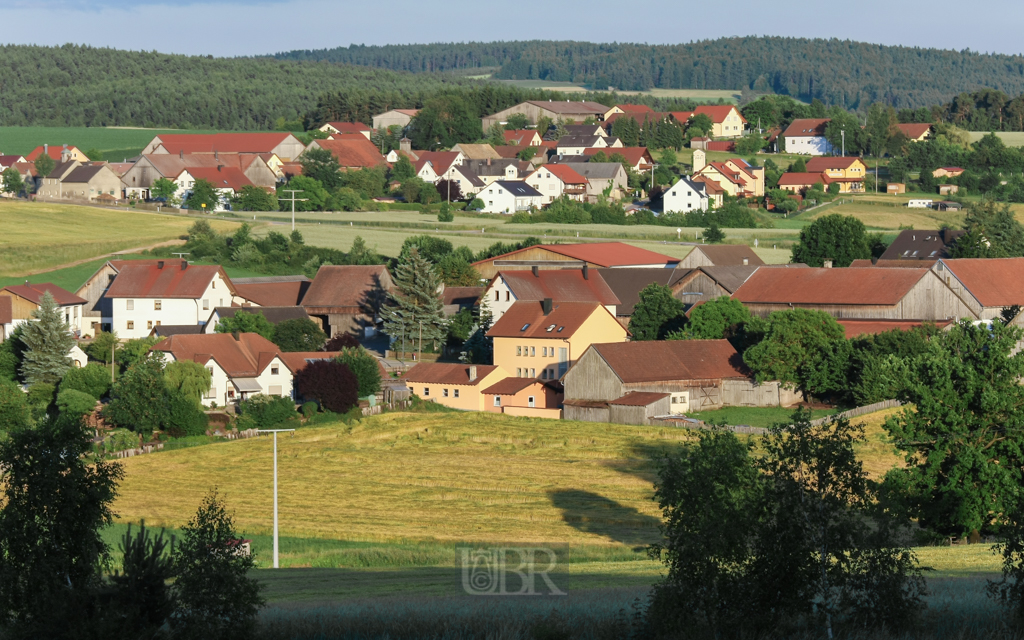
[381,248,447,355]
[20,291,74,386]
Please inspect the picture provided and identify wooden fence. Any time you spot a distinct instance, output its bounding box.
[809,399,903,426]
[652,399,903,435]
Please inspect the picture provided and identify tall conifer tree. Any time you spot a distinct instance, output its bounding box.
[381,248,446,354]
[20,292,73,386]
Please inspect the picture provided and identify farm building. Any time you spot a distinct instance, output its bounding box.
[838,319,954,340]
[562,340,800,424]
[676,244,765,269]
[481,267,619,323]
[887,183,906,194]
[231,275,311,307]
[302,265,394,338]
[77,259,163,335]
[481,100,608,131]
[732,266,975,321]
[932,258,1024,320]
[0,282,86,337]
[142,133,306,162]
[372,109,420,130]
[482,377,563,418]
[878,229,964,262]
[472,242,680,280]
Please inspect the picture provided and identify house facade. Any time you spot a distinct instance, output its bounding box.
[782,118,832,155]
[372,109,420,130]
[525,164,589,203]
[805,157,867,193]
[0,283,87,336]
[402,364,505,411]
[481,267,619,323]
[479,181,545,214]
[663,177,709,213]
[37,163,123,202]
[482,377,563,418]
[693,105,747,138]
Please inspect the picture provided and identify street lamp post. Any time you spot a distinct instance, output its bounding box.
[258,428,295,568]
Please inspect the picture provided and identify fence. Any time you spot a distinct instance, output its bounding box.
[112,443,164,458]
[651,399,903,434]
[809,399,903,426]
[362,400,412,416]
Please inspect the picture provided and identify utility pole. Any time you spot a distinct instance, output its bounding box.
[841,129,846,158]
[418,322,423,361]
[259,428,295,569]
[278,190,308,232]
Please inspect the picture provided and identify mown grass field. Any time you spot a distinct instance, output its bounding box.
[490,79,741,102]
[0,200,240,277]
[0,126,234,161]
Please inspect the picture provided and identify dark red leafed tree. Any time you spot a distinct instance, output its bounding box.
[293,360,359,413]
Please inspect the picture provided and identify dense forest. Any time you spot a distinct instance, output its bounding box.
[275,37,1024,110]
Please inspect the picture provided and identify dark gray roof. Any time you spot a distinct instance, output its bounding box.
[463,158,520,177]
[698,266,760,293]
[151,325,203,337]
[208,306,310,324]
[597,268,692,315]
[230,275,310,284]
[563,124,605,137]
[62,165,107,183]
[557,135,603,148]
[561,162,625,179]
[47,160,78,179]
[879,229,964,261]
[495,181,542,197]
[670,176,707,194]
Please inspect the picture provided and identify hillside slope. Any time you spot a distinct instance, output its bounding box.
[275,37,1024,109]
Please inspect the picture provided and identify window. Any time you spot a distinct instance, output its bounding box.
[530,346,535,357]
[207,367,214,377]
[495,291,500,301]
[528,396,536,408]
[203,299,209,310]
[212,281,216,289]
[541,369,547,379]
[126,299,134,311]
[541,347,547,357]
[517,346,522,356]
[423,387,430,397]
[206,387,217,399]
[126,321,134,330]
[516,368,522,377]
[443,389,449,397]
[269,385,282,396]
[228,388,235,399]
[494,396,501,407]
[454,389,459,398]
[147,321,153,329]
[529,368,535,377]
[271,366,279,375]
[505,291,510,301]
[154,300,162,311]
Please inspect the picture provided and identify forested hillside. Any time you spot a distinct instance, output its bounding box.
[275,37,1024,109]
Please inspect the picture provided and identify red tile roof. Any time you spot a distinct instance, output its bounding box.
[695,105,746,124]
[838,319,953,340]
[311,138,387,169]
[414,151,461,176]
[302,265,391,310]
[692,175,725,195]
[617,104,654,113]
[326,122,371,133]
[538,163,587,185]
[487,301,614,339]
[233,281,310,307]
[442,286,483,306]
[152,332,285,377]
[504,130,540,145]
[0,297,11,325]
[106,263,229,299]
[777,172,830,187]
[0,155,25,167]
[182,166,254,191]
[608,391,670,406]
[403,363,499,386]
[670,111,694,123]
[733,267,931,305]
[498,269,620,306]
[482,377,554,395]
[154,133,297,154]
[706,141,736,152]
[941,258,1024,307]
[2,282,86,306]
[806,157,862,172]
[589,339,748,383]
[474,242,679,269]
[279,351,343,374]
[26,145,82,161]
[897,123,932,139]
[782,118,830,138]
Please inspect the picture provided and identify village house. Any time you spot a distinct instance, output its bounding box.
[442,287,483,317]
[579,147,654,172]
[563,124,607,138]
[732,266,975,320]
[567,163,629,200]
[692,105,747,138]
[472,242,680,279]
[402,363,505,411]
[488,300,629,380]
[36,162,123,202]
[556,135,622,156]
[479,181,545,214]
[151,332,293,406]
[782,118,833,155]
[0,154,25,170]
[301,265,394,338]
[447,164,487,197]
[76,260,164,335]
[305,138,388,170]
[690,151,765,198]
[175,166,256,211]
[897,123,933,142]
[482,266,619,323]
[562,340,800,424]
[662,176,709,213]
[603,103,654,120]
[105,262,235,340]
[482,100,608,130]
[777,172,831,194]
[121,153,277,200]
[805,157,867,193]
[231,275,311,307]
[460,158,528,185]
[504,130,544,146]
[142,133,306,162]
[26,144,87,162]
[877,229,965,261]
[482,377,563,418]
[0,283,87,337]
[202,306,313,334]
[318,122,372,139]
[525,164,589,203]
[372,109,420,130]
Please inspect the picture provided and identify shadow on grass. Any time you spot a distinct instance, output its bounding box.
[548,489,662,547]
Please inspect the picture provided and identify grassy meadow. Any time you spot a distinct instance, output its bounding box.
[0,126,233,161]
[0,200,240,277]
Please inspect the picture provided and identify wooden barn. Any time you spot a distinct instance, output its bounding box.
[676,244,765,269]
[301,265,394,337]
[471,242,679,280]
[932,258,1024,320]
[562,340,800,425]
[732,266,975,321]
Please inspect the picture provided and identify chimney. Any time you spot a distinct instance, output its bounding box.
[180,150,184,160]
[181,260,188,270]
[43,144,48,157]
[532,265,539,277]
[469,365,477,382]
[215,150,219,161]
[742,257,749,266]
[582,264,589,280]
[157,260,165,269]
[542,298,553,315]
[487,158,491,166]
[823,259,833,269]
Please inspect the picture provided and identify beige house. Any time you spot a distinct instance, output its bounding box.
[37,162,123,202]
[693,105,747,138]
[372,109,420,130]
[525,164,589,203]
[450,144,502,160]
[482,100,608,130]
[121,154,277,200]
[318,122,372,139]
[692,150,764,197]
[567,163,629,200]
[403,364,506,411]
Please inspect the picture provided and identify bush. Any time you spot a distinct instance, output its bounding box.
[301,401,318,419]
[335,348,382,397]
[324,334,360,351]
[437,202,454,222]
[164,389,209,438]
[273,318,327,352]
[237,394,296,429]
[26,382,55,417]
[56,389,98,419]
[59,363,112,400]
[0,379,30,431]
[105,428,141,453]
[294,360,359,414]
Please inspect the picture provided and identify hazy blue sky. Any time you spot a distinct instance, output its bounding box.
[3,0,1024,58]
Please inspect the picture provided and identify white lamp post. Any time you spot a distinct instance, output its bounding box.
[259,428,295,568]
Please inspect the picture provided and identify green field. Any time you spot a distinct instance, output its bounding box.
[492,79,741,102]
[0,126,234,161]
[0,200,239,277]
[968,131,1024,145]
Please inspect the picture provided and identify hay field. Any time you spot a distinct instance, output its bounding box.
[968,131,1024,145]
[0,200,239,276]
[491,79,739,101]
[811,201,964,230]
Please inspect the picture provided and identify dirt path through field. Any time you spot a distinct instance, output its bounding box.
[21,238,185,277]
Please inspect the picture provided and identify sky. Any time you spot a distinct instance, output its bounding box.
[3,0,1024,58]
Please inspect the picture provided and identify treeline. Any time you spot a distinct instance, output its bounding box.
[274,37,1024,109]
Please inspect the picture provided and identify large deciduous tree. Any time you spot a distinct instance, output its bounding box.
[272,318,327,352]
[215,310,275,341]
[628,283,685,341]
[2,167,25,197]
[277,175,328,212]
[293,359,359,413]
[300,146,342,190]
[408,96,481,149]
[790,213,871,267]
[186,178,221,211]
[19,291,73,386]
[231,185,277,211]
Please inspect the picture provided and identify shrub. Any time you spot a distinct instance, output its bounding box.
[164,389,209,438]
[26,382,55,415]
[105,429,141,453]
[237,394,296,429]
[336,348,382,397]
[165,360,212,403]
[301,401,318,419]
[437,202,454,222]
[56,389,98,419]
[324,333,360,351]
[273,318,327,352]
[59,362,112,400]
[294,360,358,414]
[0,379,30,431]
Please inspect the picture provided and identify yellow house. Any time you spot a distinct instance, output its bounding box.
[692,151,764,198]
[402,363,507,411]
[488,300,629,381]
[694,105,747,139]
[805,157,867,193]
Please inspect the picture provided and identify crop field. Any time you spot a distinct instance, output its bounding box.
[0,126,248,161]
[0,200,239,277]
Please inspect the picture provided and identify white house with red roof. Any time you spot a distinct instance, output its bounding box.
[174,166,256,211]
[504,130,543,146]
[479,181,545,214]
[692,150,764,197]
[482,267,620,323]
[663,176,710,213]
[318,121,372,140]
[105,261,235,339]
[413,151,465,183]
[151,332,293,406]
[0,283,87,336]
[782,118,833,155]
[525,164,589,203]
